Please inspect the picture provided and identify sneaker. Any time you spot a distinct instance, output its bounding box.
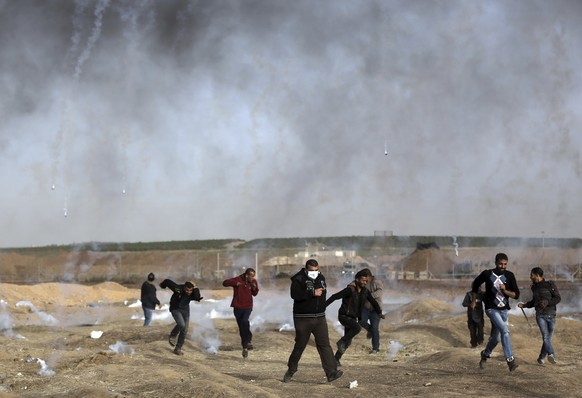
[242,348,248,359]
[168,335,177,347]
[371,349,380,354]
[327,370,344,383]
[507,357,519,372]
[283,369,295,383]
[537,358,545,365]
[547,354,556,364]
[173,347,184,356]
[246,343,254,350]
[336,339,347,354]
[479,350,489,369]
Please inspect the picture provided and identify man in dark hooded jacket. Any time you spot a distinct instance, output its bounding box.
[160,279,202,355]
[141,272,160,326]
[283,259,343,383]
[326,269,384,366]
[518,267,561,365]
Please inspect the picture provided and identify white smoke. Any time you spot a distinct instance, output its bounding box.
[109,340,134,355]
[386,340,404,360]
[2,1,582,247]
[0,299,14,336]
[15,301,59,325]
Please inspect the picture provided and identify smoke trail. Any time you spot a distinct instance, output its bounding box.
[67,0,92,66]
[170,0,199,56]
[15,301,59,325]
[0,299,14,337]
[73,0,111,80]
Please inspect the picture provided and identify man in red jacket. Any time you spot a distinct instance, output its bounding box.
[223,268,259,358]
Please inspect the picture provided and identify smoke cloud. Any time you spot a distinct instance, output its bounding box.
[1,0,582,247]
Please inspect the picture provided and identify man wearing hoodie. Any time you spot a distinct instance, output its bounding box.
[141,272,160,326]
[223,268,259,359]
[326,269,384,366]
[283,259,343,383]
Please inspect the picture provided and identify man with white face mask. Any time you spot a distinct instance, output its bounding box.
[283,259,343,383]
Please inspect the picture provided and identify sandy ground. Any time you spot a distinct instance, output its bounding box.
[0,281,581,398]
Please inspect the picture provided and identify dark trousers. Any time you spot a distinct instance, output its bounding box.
[170,308,190,349]
[360,308,381,351]
[467,319,484,347]
[336,314,362,360]
[287,316,337,378]
[234,307,253,348]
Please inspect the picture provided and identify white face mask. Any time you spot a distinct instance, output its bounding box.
[307,270,320,280]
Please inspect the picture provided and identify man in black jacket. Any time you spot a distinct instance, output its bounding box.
[141,272,160,326]
[471,253,520,371]
[518,267,561,365]
[160,279,202,355]
[326,270,384,365]
[283,259,343,383]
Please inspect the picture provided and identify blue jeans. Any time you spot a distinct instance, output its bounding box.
[170,308,190,349]
[536,314,556,359]
[143,307,154,326]
[484,308,513,360]
[360,308,381,351]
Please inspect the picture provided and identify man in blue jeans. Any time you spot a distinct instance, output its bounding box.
[518,267,561,365]
[160,279,202,356]
[471,252,520,372]
[359,268,383,354]
[141,272,160,326]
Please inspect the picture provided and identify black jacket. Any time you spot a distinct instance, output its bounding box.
[462,291,484,323]
[524,279,561,316]
[160,279,202,312]
[326,282,382,319]
[290,269,328,318]
[140,281,160,309]
[472,268,520,310]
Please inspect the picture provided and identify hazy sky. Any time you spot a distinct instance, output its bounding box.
[1,0,581,248]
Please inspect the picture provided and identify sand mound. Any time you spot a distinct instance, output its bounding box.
[0,282,139,307]
[390,297,456,323]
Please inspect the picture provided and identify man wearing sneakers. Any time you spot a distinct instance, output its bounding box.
[283,259,343,383]
[471,253,520,372]
[160,279,202,355]
[223,268,259,359]
[518,267,561,365]
[326,269,384,366]
[359,268,384,354]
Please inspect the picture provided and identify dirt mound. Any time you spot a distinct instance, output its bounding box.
[389,297,456,323]
[398,247,455,276]
[0,282,139,306]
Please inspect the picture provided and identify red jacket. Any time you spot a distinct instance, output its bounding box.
[222,274,259,309]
